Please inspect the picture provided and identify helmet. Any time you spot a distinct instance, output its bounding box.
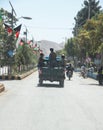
[50,48,53,51]
[61,54,65,58]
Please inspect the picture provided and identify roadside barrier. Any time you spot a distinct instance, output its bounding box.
[0,68,37,93]
[74,68,98,80]
[0,75,19,80]
[0,68,37,80]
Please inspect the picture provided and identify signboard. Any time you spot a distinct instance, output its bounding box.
[8,50,13,57]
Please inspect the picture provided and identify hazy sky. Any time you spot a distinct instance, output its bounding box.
[0,0,103,43]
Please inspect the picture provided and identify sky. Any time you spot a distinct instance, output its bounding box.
[0,0,103,43]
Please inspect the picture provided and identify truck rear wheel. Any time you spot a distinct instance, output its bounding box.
[39,78,43,85]
[59,80,64,87]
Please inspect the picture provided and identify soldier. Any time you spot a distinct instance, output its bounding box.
[49,48,57,67]
[38,53,45,69]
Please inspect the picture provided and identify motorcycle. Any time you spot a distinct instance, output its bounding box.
[81,70,87,78]
[98,74,103,85]
[66,70,72,80]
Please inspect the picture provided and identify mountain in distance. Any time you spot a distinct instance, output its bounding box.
[16,38,65,56]
[37,40,64,56]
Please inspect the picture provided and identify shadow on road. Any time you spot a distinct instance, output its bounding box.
[37,83,64,88]
[80,83,101,86]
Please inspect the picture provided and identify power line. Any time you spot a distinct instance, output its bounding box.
[25,26,73,30]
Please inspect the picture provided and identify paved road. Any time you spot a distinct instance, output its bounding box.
[0,71,103,130]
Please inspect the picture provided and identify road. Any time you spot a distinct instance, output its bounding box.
[0,71,103,130]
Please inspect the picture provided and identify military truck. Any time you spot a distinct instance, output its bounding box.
[38,56,65,87]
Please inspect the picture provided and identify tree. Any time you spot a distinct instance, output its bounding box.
[0,8,18,74]
[73,0,101,36]
[0,7,37,74]
[65,38,77,61]
[15,42,37,72]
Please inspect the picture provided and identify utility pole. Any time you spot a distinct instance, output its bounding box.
[26,28,28,43]
[88,1,91,19]
[7,1,17,75]
[23,25,28,43]
[9,1,17,29]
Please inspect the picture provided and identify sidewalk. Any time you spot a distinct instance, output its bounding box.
[0,68,37,93]
[74,68,98,80]
[87,71,97,80]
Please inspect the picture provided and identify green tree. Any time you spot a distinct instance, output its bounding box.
[73,0,101,36]
[0,7,37,74]
[15,43,37,73]
[65,38,73,56]
[75,12,103,65]
[0,8,18,74]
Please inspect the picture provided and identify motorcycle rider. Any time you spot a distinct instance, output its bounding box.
[66,63,74,77]
[80,64,87,78]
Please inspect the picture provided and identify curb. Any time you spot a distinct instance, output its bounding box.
[0,68,37,80]
[0,83,5,93]
[18,69,35,80]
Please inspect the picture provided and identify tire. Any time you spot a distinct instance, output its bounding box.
[98,75,103,85]
[99,79,102,85]
[68,72,71,80]
[39,78,43,85]
[59,80,64,87]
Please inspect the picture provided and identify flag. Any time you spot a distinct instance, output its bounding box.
[34,47,38,51]
[14,24,22,38]
[34,43,37,47]
[8,50,13,57]
[28,40,33,44]
[39,49,43,53]
[23,31,27,35]
[3,23,12,36]
[19,39,24,46]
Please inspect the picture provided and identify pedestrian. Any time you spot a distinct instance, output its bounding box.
[49,48,57,67]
